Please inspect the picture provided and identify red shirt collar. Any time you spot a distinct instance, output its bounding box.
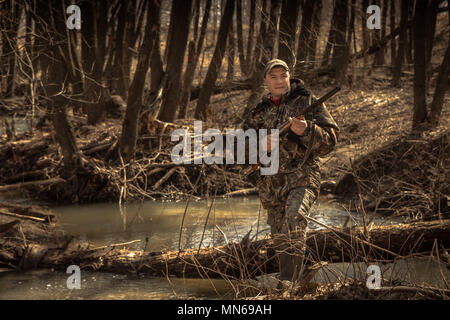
[270,96,281,106]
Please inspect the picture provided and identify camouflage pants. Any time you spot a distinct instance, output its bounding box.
[262,187,318,236]
[258,184,319,282]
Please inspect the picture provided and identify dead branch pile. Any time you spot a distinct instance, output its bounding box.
[335,130,449,220]
[0,202,70,270]
[0,117,253,203]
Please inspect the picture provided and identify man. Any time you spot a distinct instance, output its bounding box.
[243,59,339,287]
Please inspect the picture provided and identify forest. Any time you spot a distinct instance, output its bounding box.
[0,0,449,300]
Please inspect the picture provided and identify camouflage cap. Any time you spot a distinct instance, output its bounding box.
[264,59,290,78]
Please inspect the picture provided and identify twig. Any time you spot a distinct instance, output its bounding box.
[304,215,401,258]
[177,199,191,254]
[198,188,218,253]
[89,239,141,251]
[152,167,177,190]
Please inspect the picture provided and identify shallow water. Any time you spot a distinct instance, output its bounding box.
[0,196,446,299]
[0,115,30,135]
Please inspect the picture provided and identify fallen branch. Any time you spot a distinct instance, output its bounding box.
[0,177,65,192]
[21,219,450,279]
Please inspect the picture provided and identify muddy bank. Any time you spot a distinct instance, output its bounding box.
[335,130,449,220]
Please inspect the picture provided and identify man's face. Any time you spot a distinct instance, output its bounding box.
[264,67,290,99]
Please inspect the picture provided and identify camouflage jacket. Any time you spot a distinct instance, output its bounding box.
[242,79,339,198]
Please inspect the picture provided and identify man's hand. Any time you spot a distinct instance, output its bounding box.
[261,132,279,153]
[289,115,308,136]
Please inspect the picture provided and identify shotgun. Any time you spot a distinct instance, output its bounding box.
[243,86,341,177]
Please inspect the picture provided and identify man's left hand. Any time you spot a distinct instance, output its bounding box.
[289,115,308,136]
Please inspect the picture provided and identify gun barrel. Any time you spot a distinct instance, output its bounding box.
[279,86,340,134]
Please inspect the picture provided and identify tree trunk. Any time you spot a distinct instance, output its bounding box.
[94,0,108,83]
[390,0,396,68]
[193,0,200,41]
[308,0,322,70]
[157,0,193,122]
[194,0,235,120]
[429,32,450,126]
[412,0,428,130]
[235,0,247,76]
[245,0,281,113]
[425,0,440,89]
[245,0,256,76]
[373,0,383,65]
[149,1,165,104]
[1,1,20,98]
[375,0,387,65]
[81,0,105,122]
[177,41,197,119]
[177,0,213,119]
[37,1,79,172]
[361,0,370,66]
[321,0,339,67]
[332,0,349,85]
[111,2,128,99]
[118,0,160,162]
[392,0,410,87]
[405,1,414,65]
[278,0,300,69]
[252,0,269,72]
[226,16,236,82]
[295,0,315,74]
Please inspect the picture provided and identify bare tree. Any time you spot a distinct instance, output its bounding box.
[0,1,20,98]
[157,0,194,122]
[390,0,396,68]
[35,1,79,171]
[246,0,281,112]
[195,0,235,120]
[236,0,247,76]
[361,0,370,66]
[429,2,450,126]
[278,0,300,69]
[308,0,323,70]
[178,0,213,119]
[412,0,428,130]
[332,0,349,85]
[295,0,314,74]
[321,0,339,68]
[118,0,160,162]
[392,0,410,87]
[245,0,257,76]
[429,36,450,126]
[227,14,236,82]
[111,2,129,99]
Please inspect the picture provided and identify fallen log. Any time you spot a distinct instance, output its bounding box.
[4,169,47,184]
[189,79,253,101]
[0,177,65,192]
[0,202,55,220]
[4,219,447,279]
